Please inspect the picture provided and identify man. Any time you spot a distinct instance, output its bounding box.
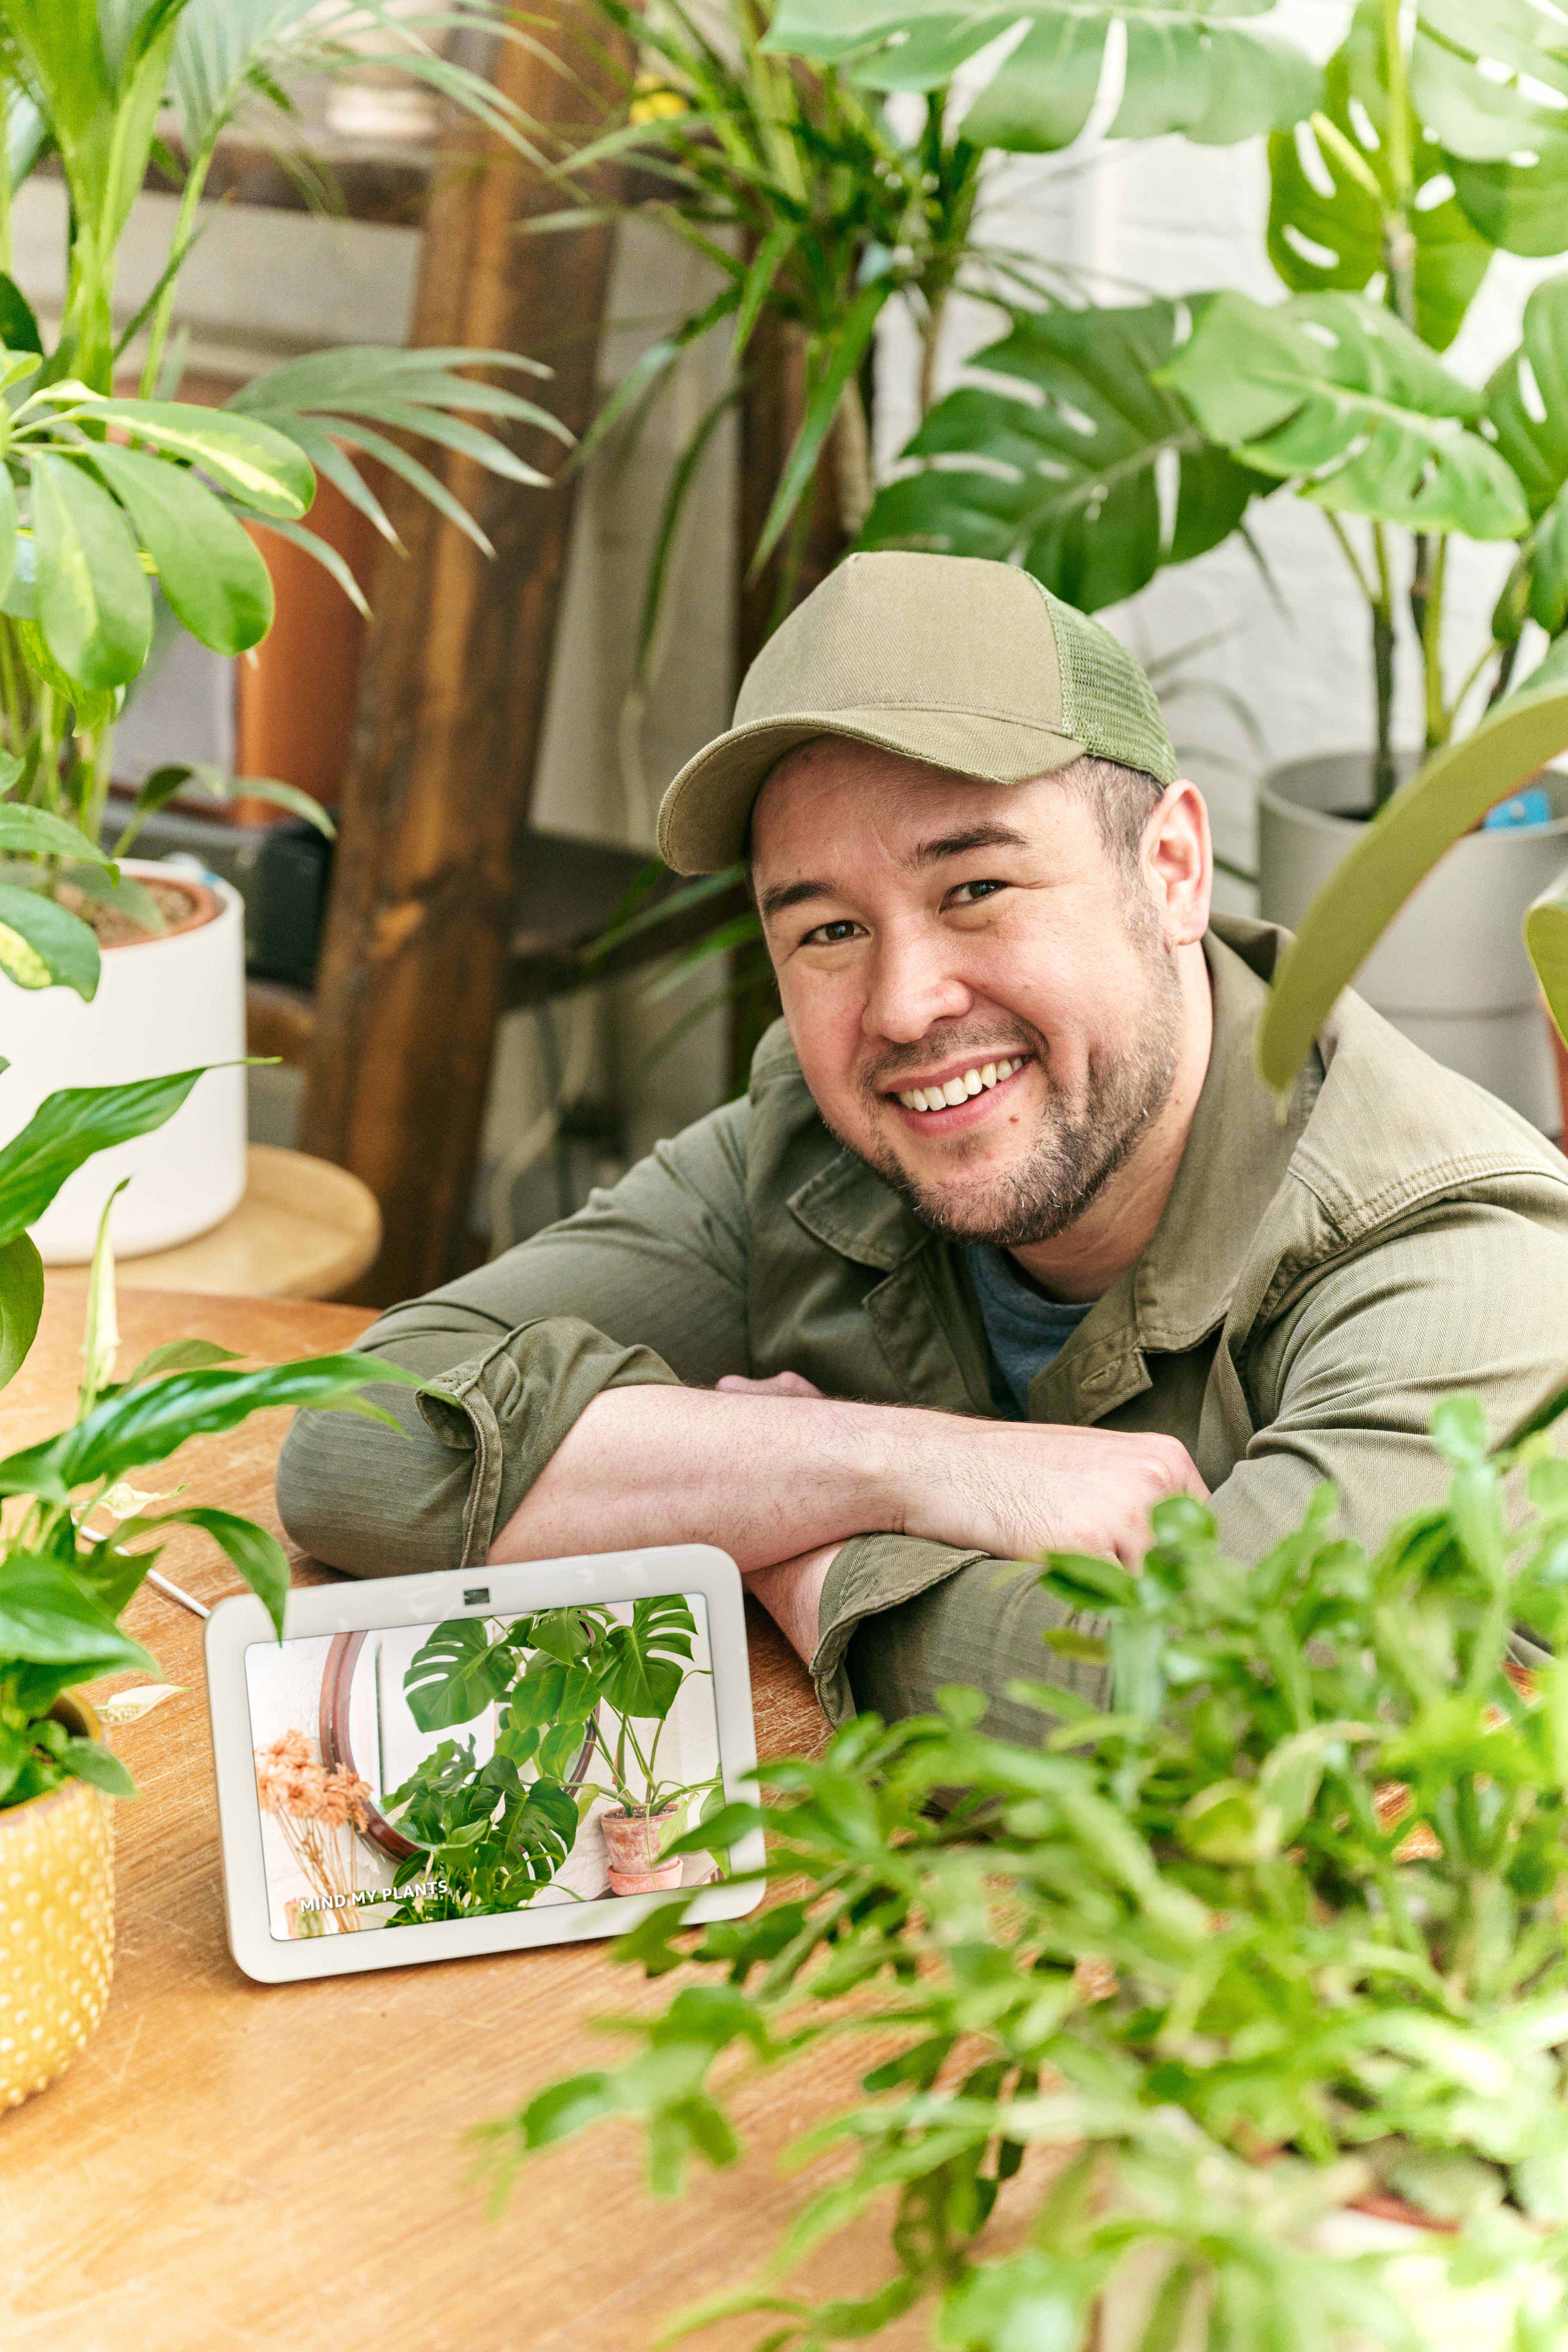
[278,553,1568,1740]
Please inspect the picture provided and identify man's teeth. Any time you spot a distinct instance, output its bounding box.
[897,1056,1026,1113]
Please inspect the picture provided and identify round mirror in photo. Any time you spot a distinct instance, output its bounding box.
[242,1595,728,1940]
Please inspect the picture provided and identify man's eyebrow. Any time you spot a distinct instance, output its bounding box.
[757,823,1032,924]
[908,821,1031,867]
[758,877,834,922]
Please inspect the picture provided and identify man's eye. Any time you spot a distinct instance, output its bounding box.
[801,919,863,947]
[948,878,1007,907]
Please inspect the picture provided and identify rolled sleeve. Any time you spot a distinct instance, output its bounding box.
[276,1099,752,1579]
[811,1532,1109,1744]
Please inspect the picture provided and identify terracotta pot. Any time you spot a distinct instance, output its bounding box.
[601,1803,683,1896]
[0,860,247,1260]
[0,1695,115,2110]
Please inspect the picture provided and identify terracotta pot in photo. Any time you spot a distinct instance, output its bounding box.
[0,1695,116,2111]
[0,860,246,1260]
[601,1803,683,1896]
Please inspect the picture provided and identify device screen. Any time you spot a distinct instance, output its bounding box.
[243,1592,728,1941]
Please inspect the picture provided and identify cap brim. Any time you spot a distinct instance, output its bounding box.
[656,708,1087,874]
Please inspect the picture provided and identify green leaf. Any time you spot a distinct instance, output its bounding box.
[31,452,154,689]
[117,1336,244,1388]
[1154,289,1528,539]
[0,271,45,356]
[403,1617,520,1732]
[862,297,1264,613]
[597,1593,697,1725]
[751,281,890,576]
[45,397,312,519]
[0,1067,207,1247]
[154,1506,289,1640]
[1485,277,1568,633]
[87,443,274,655]
[0,881,100,998]
[59,1736,135,1797]
[0,801,111,864]
[0,464,20,608]
[0,1352,432,1503]
[0,1228,42,1391]
[1258,673,1568,1093]
[254,519,368,618]
[1415,0,1568,258]
[1267,4,1490,351]
[768,1,1320,150]
[0,1555,156,1672]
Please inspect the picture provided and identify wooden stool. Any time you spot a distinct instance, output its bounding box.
[114,1145,382,1301]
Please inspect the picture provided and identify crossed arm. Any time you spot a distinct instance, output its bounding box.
[489,1370,1205,1664]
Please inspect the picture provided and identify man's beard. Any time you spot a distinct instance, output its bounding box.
[833,937,1184,1251]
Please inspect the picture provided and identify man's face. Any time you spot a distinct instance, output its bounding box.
[751,742,1205,1250]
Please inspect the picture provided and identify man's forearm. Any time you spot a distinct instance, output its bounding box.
[489,1385,906,1571]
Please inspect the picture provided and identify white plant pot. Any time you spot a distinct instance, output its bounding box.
[1097,2207,1557,2351]
[1257,752,1568,1131]
[0,861,247,1263]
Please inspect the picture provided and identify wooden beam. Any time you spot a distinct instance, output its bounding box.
[299,6,632,1303]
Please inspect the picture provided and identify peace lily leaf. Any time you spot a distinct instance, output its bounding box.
[59,1738,135,1797]
[862,297,1264,613]
[1267,1,1490,352]
[87,443,275,655]
[0,1555,156,1673]
[0,1067,207,1248]
[117,1337,243,1388]
[0,881,101,999]
[1155,289,1528,538]
[0,1352,433,1504]
[31,452,153,690]
[1415,0,1568,259]
[154,1505,289,1640]
[766,0,1321,150]
[0,1227,43,1391]
[43,396,313,519]
[1257,673,1568,1095]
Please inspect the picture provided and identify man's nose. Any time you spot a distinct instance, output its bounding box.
[861,926,973,1043]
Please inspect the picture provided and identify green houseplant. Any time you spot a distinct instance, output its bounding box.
[0,0,569,1258]
[479,1394,1568,2348]
[380,1593,725,1919]
[0,1053,428,2106]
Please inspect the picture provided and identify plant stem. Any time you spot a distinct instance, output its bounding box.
[138,150,212,401]
[1420,533,1449,748]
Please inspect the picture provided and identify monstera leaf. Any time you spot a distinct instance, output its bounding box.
[1268,2,1489,351]
[861,298,1265,612]
[1256,653,1568,1096]
[404,1617,523,1732]
[1155,289,1529,538]
[1414,0,1568,259]
[765,0,1320,149]
[1485,276,1568,635]
[596,1594,697,1725]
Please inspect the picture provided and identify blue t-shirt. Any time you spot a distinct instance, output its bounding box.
[965,1244,1095,1420]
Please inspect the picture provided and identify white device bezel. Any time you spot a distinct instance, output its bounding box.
[205,1544,767,1984]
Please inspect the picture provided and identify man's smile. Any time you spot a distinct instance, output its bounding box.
[880,1051,1034,1131]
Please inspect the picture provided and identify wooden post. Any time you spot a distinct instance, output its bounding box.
[299,5,630,1302]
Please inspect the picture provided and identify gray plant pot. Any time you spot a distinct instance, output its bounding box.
[1257,751,1568,1131]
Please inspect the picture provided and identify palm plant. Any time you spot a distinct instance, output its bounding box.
[0,0,568,993]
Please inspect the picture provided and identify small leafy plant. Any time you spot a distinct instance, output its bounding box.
[382,1595,724,1921]
[478,1395,1568,2349]
[0,1066,426,1811]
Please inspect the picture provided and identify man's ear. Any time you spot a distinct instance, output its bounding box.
[1143,780,1212,946]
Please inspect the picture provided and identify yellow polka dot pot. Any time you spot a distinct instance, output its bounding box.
[0,1695,114,2110]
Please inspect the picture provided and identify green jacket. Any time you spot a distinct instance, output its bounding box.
[277,918,1568,1739]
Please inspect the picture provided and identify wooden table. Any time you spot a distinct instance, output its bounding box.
[112,1147,383,1303]
[0,1287,926,2351]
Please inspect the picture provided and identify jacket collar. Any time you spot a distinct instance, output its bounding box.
[785,916,1315,1350]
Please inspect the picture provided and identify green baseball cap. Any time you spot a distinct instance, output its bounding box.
[656,551,1178,875]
